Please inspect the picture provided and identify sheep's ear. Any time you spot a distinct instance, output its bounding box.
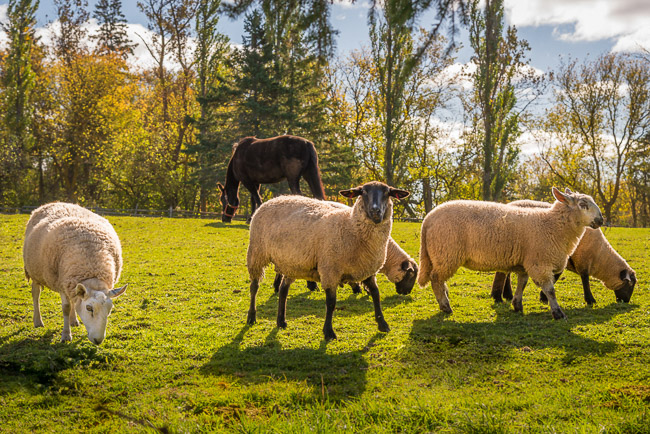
[389,188,410,200]
[552,187,570,204]
[75,283,88,299]
[339,187,363,198]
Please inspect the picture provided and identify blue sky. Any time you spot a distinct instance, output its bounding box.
[15,0,648,74]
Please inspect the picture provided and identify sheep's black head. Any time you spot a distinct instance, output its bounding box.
[394,260,418,295]
[614,269,637,303]
[340,182,410,224]
[552,187,604,229]
[218,183,237,223]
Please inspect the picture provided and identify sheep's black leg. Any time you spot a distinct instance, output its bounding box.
[581,273,596,305]
[323,287,337,341]
[350,283,363,294]
[247,279,259,325]
[306,281,318,291]
[273,273,282,293]
[362,276,390,333]
[491,272,507,303]
[539,273,561,304]
[512,273,529,313]
[277,277,293,329]
[502,274,513,301]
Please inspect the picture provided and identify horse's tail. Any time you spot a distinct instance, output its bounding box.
[304,142,326,200]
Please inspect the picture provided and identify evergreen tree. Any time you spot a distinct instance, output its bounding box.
[233,10,283,137]
[92,0,136,58]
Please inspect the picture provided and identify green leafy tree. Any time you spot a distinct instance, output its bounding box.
[468,0,538,201]
[0,0,40,205]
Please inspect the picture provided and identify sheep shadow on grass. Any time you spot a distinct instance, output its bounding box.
[200,325,382,401]
[403,302,637,378]
[0,330,116,394]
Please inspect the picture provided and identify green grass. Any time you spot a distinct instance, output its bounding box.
[1,214,649,433]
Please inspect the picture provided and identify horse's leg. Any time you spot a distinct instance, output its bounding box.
[288,177,303,196]
[243,182,262,220]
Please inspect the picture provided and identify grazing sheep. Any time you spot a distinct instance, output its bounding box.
[491,200,637,305]
[417,188,603,319]
[274,236,418,295]
[246,181,410,340]
[23,202,127,344]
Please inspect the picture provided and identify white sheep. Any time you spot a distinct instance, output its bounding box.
[417,188,603,319]
[23,202,127,344]
[246,181,410,340]
[491,200,637,305]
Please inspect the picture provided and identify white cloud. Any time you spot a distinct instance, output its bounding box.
[505,0,650,52]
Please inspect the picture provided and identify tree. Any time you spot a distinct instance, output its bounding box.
[53,0,89,64]
[368,0,416,186]
[547,54,650,222]
[0,0,40,204]
[92,0,136,58]
[468,0,540,201]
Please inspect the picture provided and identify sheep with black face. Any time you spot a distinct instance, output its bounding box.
[246,181,409,340]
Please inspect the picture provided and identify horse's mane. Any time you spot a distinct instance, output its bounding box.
[233,136,256,154]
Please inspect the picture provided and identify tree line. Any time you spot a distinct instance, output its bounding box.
[1,0,649,225]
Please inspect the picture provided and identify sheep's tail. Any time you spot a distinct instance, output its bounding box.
[304,142,326,200]
[417,226,432,287]
[24,267,30,282]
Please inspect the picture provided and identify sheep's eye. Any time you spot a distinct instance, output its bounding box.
[579,202,588,210]
[86,305,93,313]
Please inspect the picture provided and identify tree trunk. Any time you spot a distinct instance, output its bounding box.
[423,177,432,213]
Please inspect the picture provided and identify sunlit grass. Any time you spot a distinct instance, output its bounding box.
[1,214,648,432]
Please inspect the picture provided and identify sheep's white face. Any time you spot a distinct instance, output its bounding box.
[74,283,127,345]
[552,187,604,229]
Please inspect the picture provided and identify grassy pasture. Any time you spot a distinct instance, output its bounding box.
[1,214,649,432]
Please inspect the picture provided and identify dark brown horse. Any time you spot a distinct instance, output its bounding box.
[218,135,326,222]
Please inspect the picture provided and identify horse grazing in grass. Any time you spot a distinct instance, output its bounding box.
[218,135,326,222]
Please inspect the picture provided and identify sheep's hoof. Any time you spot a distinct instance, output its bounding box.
[492,294,504,303]
[552,309,567,320]
[350,283,362,294]
[70,318,80,327]
[585,296,597,306]
[277,319,287,329]
[377,318,390,333]
[323,328,337,341]
[539,291,549,304]
[307,281,318,291]
[440,305,453,314]
[247,312,256,325]
[61,334,72,342]
[512,300,524,313]
[34,319,44,328]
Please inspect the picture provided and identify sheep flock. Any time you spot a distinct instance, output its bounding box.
[19,184,639,344]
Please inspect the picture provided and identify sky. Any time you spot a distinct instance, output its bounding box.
[3,0,648,74]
